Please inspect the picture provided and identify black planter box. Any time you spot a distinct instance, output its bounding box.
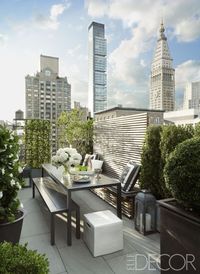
[0,210,24,244]
[31,168,42,178]
[159,198,200,274]
[22,166,31,188]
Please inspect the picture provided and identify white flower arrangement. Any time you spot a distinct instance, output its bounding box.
[52,147,82,170]
[0,125,24,222]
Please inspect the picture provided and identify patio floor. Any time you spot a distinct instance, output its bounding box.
[19,186,160,274]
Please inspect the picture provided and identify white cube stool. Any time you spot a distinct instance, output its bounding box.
[83,210,123,257]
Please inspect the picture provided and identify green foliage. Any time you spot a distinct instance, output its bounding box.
[0,125,23,222]
[57,109,93,156]
[77,165,88,171]
[160,124,193,160]
[0,242,49,274]
[25,120,51,168]
[139,125,164,199]
[160,124,194,196]
[194,122,200,137]
[164,138,200,207]
[139,124,194,199]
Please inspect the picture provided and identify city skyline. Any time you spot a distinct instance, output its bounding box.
[0,0,200,121]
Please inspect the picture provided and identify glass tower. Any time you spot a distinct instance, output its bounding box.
[88,22,107,117]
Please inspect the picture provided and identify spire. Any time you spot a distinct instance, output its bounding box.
[159,19,166,41]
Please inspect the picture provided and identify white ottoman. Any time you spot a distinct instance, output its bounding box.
[83,210,123,257]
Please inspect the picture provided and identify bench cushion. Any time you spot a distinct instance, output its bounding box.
[119,162,140,192]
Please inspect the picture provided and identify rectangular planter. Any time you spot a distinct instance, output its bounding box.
[31,168,42,179]
[22,166,32,188]
[159,198,200,274]
[156,201,160,232]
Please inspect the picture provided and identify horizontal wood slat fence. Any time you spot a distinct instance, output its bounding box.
[94,112,148,178]
[92,113,149,218]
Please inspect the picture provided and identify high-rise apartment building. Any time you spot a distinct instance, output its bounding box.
[88,22,107,117]
[183,81,200,110]
[150,22,175,111]
[25,55,71,152]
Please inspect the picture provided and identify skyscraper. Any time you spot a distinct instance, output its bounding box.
[25,55,71,152]
[88,22,107,117]
[183,81,200,110]
[150,21,175,111]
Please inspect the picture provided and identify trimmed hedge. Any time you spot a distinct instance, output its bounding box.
[159,124,193,197]
[25,119,51,168]
[139,125,163,199]
[140,124,194,199]
[164,137,200,207]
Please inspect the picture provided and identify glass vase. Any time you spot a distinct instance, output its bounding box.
[62,166,71,183]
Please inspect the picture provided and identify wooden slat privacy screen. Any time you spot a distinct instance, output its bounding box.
[94,112,148,179]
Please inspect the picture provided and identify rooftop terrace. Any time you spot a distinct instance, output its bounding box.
[19,186,160,274]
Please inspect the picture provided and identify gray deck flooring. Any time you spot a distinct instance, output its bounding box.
[19,187,160,274]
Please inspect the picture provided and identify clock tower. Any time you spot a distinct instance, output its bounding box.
[150,21,175,111]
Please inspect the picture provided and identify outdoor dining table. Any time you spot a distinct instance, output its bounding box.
[42,163,122,246]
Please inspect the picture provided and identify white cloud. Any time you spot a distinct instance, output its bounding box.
[50,3,68,20]
[0,33,8,46]
[85,0,108,17]
[174,17,200,42]
[109,55,149,86]
[176,60,200,90]
[71,78,88,107]
[175,60,200,109]
[67,44,81,56]
[86,0,200,108]
[35,2,70,30]
[108,88,148,109]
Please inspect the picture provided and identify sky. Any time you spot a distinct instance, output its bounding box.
[0,0,200,122]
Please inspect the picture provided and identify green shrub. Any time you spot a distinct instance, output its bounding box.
[139,125,164,199]
[25,120,51,168]
[164,138,200,207]
[194,122,200,137]
[0,125,24,222]
[140,124,194,199]
[160,124,193,160]
[0,242,49,274]
[160,124,193,196]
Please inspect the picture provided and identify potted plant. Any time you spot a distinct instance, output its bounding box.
[24,119,51,178]
[0,242,49,273]
[0,125,24,243]
[159,137,200,273]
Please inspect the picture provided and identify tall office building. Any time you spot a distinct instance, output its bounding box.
[183,81,200,110]
[150,21,175,111]
[25,55,71,152]
[88,22,107,117]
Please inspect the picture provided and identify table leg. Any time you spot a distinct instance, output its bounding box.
[117,184,122,219]
[42,167,44,177]
[67,191,72,246]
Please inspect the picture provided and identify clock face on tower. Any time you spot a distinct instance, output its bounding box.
[45,70,51,76]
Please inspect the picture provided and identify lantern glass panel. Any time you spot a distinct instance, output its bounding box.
[135,200,144,230]
[135,190,157,235]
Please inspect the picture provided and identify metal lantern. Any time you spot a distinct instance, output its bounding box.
[135,190,156,235]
